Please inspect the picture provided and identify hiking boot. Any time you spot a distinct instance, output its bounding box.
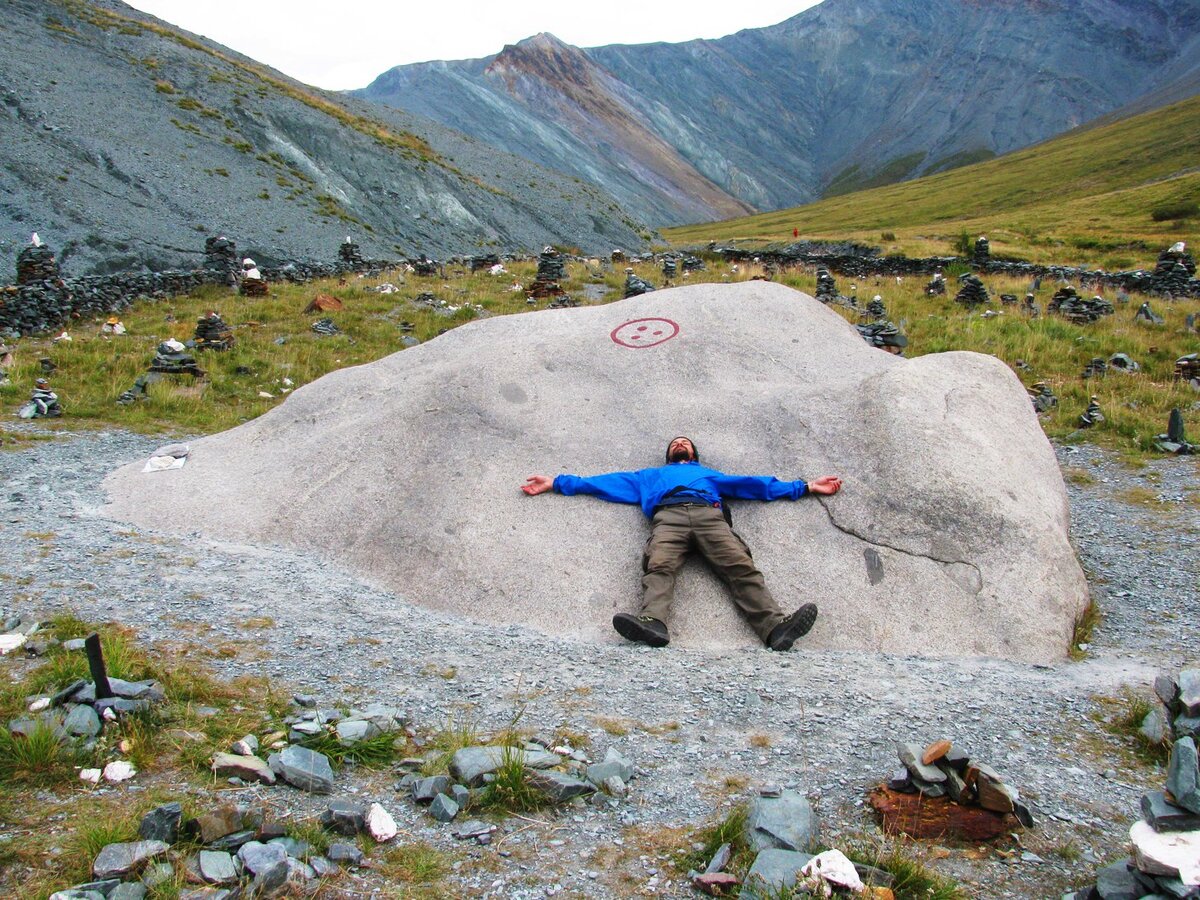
[612,613,669,647]
[766,603,818,651]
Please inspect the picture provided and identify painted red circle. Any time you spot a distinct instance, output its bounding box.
[610,317,680,349]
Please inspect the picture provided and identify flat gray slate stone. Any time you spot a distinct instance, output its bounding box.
[1166,737,1200,814]
[744,790,819,853]
[269,745,334,793]
[237,840,288,875]
[103,283,1089,664]
[197,850,238,885]
[528,770,595,802]
[63,704,101,737]
[450,746,562,786]
[92,840,169,878]
[742,849,814,899]
[1180,671,1200,717]
[211,751,276,785]
[1141,790,1200,831]
[897,743,947,783]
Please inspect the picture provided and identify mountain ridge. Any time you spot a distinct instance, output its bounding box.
[357,0,1200,226]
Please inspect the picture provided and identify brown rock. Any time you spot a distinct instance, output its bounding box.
[195,805,244,844]
[922,740,952,766]
[692,872,739,895]
[305,293,344,313]
[868,786,1014,841]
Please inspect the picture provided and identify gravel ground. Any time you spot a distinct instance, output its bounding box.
[1,428,1197,898]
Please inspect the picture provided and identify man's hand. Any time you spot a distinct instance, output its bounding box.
[522,474,555,496]
[808,475,842,496]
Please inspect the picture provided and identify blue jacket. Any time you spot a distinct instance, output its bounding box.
[553,461,807,518]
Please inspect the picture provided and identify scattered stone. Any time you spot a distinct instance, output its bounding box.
[230,735,259,756]
[454,819,497,841]
[366,802,398,842]
[92,841,169,879]
[326,842,364,866]
[63,704,101,738]
[139,803,182,844]
[102,761,136,783]
[320,800,367,835]
[428,793,459,822]
[742,848,814,899]
[527,770,595,802]
[269,745,334,793]
[411,775,451,803]
[1141,707,1171,745]
[336,718,379,745]
[1155,409,1196,455]
[1109,352,1140,372]
[449,746,561,786]
[311,317,341,336]
[197,850,238,885]
[586,748,634,787]
[237,841,288,878]
[798,849,865,894]
[1135,301,1165,324]
[305,293,343,313]
[744,789,818,853]
[211,752,276,785]
[195,806,246,844]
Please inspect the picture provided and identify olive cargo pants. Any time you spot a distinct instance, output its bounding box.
[640,503,786,640]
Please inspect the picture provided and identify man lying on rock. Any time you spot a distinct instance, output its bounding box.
[521,436,842,651]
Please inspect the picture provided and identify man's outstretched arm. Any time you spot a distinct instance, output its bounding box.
[807,475,842,495]
[520,470,643,504]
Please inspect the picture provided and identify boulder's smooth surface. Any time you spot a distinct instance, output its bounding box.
[103,283,1088,662]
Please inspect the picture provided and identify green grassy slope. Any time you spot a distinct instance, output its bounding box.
[664,95,1200,268]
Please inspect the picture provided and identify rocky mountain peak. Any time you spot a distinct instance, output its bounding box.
[487,31,598,90]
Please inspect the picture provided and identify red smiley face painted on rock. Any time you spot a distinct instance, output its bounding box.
[610,317,680,349]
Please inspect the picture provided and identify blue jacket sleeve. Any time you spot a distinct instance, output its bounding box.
[553,471,644,505]
[711,474,807,501]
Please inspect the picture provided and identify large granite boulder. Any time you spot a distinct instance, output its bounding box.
[103,282,1087,662]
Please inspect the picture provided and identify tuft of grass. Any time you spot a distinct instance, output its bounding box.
[380,841,449,885]
[0,721,91,785]
[1069,599,1101,660]
[478,743,545,813]
[418,713,481,776]
[846,842,966,899]
[1102,690,1171,764]
[298,730,401,769]
[678,803,751,876]
[285,819,331,857]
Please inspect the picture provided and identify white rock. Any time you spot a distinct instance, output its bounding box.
[103,283,1089,663]
[366,802,398,842]
[103,761,137,783]
[799,849,864,893]
[1130,820,1200,885]
[80,768,102,784]
[0,634,28,654]
[28,697,51,712]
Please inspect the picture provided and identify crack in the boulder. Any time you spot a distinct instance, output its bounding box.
[814,498,983,582]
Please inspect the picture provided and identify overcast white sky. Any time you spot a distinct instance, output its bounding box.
[121,1,821,91]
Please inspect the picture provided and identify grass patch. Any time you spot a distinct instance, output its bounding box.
[1096,690,1171,765]
[0,721,93,786]
[478,743,545,813]
[419,713,482,776]
[380,841,449,885]
[845,841,966,899]
[678,803,751,876]
[1070,599,1100,660]
[297,729,400,769]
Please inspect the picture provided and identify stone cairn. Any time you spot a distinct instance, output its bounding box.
[999,293,1018,306]
[1154,409,1196,455]
[863,294,887,321]
[1135,301,1165,324]
[1029,382,1058,413]
[870,740,1034,842]
[311,318,341,336]
[527,247,567,301]
[1023,293,1040,317]
[338,237,363,268]
[1109,352,1140,373]
[814,267,842,304]
[954,273,990,307]
[16,238,60,285]
[681,254,706,274]
[1079,395,1105,427]
[623,268,655,298]
[469,253,500,273]
[150,339,205,378]
[925,271,947,295]
[611,249,626,264]
[973,236,990,265]
[412,254,440,277]
[18,377,62,418]
[1047,286,1114,324]
[204,235,239,286]
[661,255,678,280]
[1151,243,1196,296]
[193,311,234,351]
[1176,353,1200,391]
[1082,357,1109,380]
[855,321,908,354]
[239,258,268,297]
[1070,671,1200,899]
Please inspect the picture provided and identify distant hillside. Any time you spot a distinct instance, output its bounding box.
[0,0,651,276]
[357,0,1200,227]
[663,94,1200,269]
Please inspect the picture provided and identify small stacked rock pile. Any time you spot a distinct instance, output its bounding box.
[1150,243,1196,296]
[611,249,626,263]
[204,235,239,285]
[1135,301,1165,324]
[870,740,1034,841]
[973,236,990,265]
[412,255,440,277]
[999,293,1018,305]
[1109,352,1140,372]
[18,377,62,418]
[925,271,947,295]
[311,318,341,336]
[149,339,205,377]
[856,321,908,354]
[469,253,500,273]
[396,742,636,827]
[623,268,655,298]
[1029,382,1058,413]
[1068,737,1200,897]
[955,273,990,307]
[1023,293,1040,317]
[1048,286,1114,323]
[1176,354,1200,391]
[239,263,268,297]
[681,254,706,274]
[1154,409,1196,455]
[1082,357,1109,379]
[16,239,61,285]
[338,237,363,267]
[1140,670,1200,745]
[814,267,841,304]
[662,256,678,280]
[527,247,567,300]
[1079,395,1105,427]
[192,311,234,351]
[863,295,887,321]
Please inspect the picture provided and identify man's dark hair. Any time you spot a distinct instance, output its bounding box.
[665,436,699,463]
